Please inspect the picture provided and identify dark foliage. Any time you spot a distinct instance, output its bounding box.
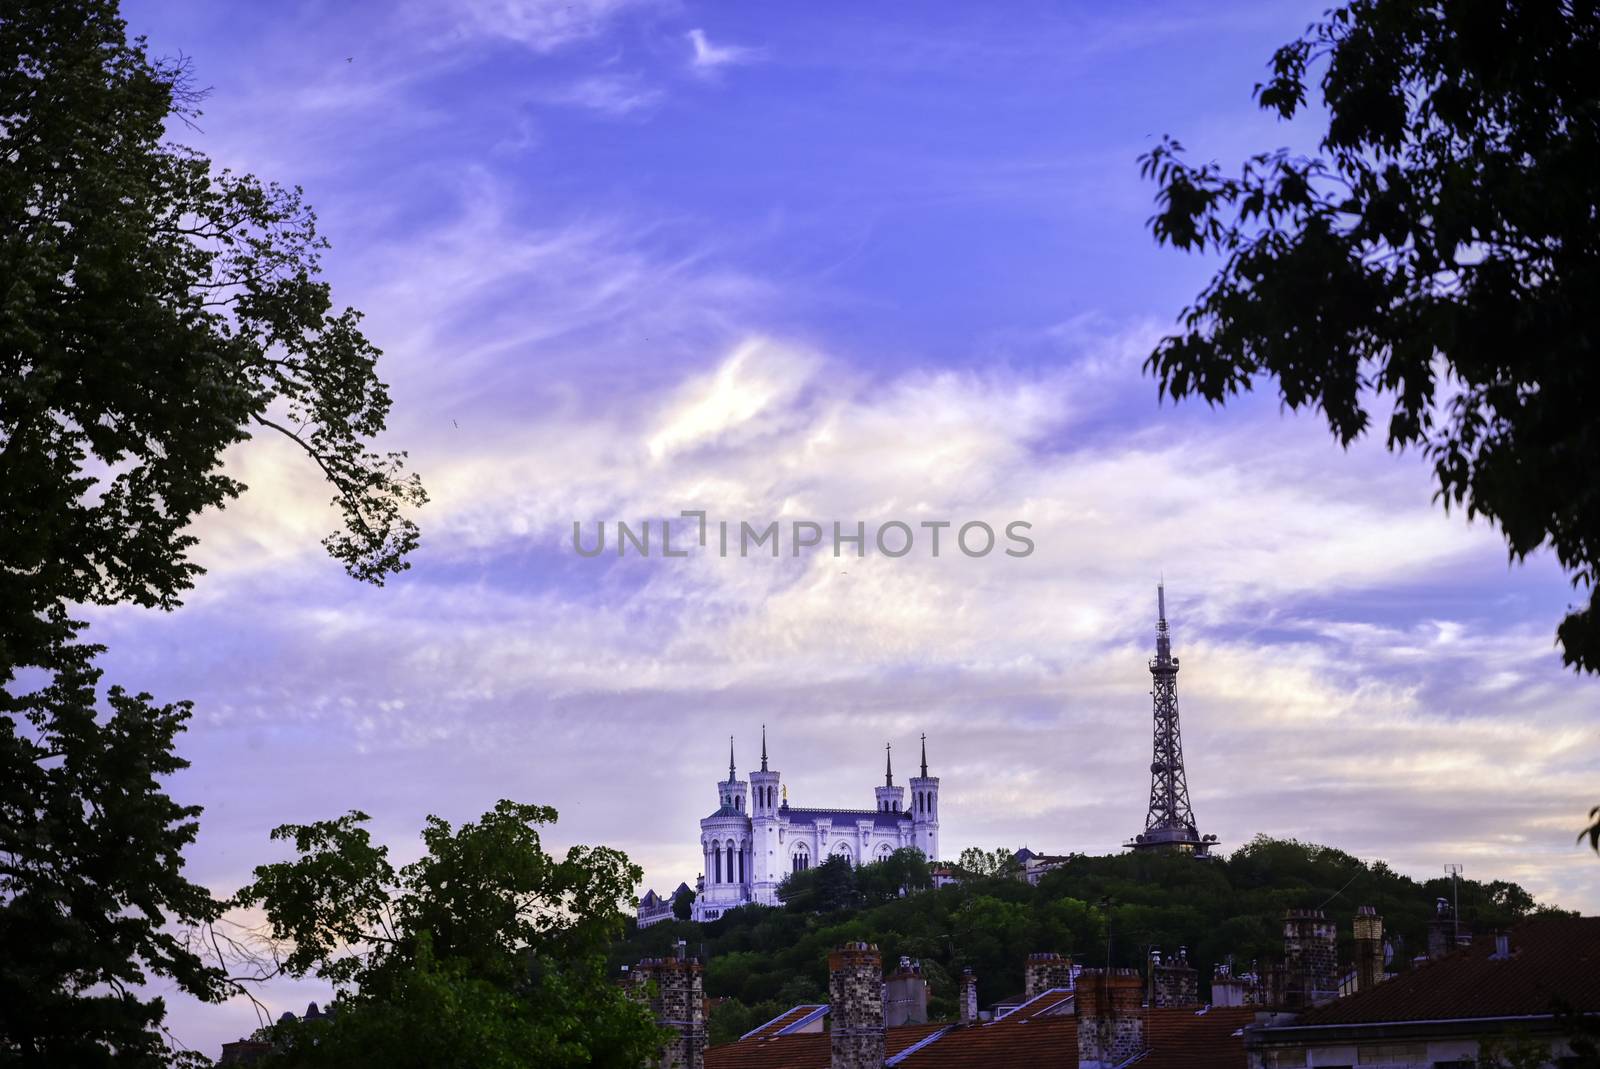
[1141,0,1600,675]
[234,802,663,1068]
[1,1,424,1062]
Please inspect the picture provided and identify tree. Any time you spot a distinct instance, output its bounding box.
[672,886,696,921]
[857,847,934,905]
[0,650,226,1065]
[1140,0,1599,675]
[956,846,1020,879]
[1,1,424,1061]
[233,801,663,1068]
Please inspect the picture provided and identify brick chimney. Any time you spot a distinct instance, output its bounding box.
[884,955,929,1027]
[1149,946,1199,1008]
[829,942,885,1069]
[631,941,705,1069]
[1023,952,1074,999]
[1353,907,1384,992]
[1075,968,1145,1069]
[1279,910,1339,1009]
[958,968,978,1026]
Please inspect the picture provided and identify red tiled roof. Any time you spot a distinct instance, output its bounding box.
[1293,915,1600,1026]
[894,1014,1076,1068]
[705,1001,1254,1068]
[1141,1006,1256,1069]
[706,1023,947,1069]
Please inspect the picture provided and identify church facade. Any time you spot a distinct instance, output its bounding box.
[691,731,941,923]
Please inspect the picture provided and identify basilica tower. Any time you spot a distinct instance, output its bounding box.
[908,735,940,861]
[874,743,905,814]
[748,727,782,905]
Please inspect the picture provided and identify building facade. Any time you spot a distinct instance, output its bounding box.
[691,731,940,922]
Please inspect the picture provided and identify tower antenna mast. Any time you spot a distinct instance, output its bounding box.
[1128,583,1211,855]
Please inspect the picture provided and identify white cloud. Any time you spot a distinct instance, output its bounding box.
[450,0,661,52]
[547,73,664,116]
[686,28,763,76]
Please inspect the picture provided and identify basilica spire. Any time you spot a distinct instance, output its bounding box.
[728,735,736,783]
[884,742,893,787]
[920,733,928,778]
[760,725,768,772]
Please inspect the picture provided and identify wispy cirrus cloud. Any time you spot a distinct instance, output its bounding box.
[685,28,763,76]
[546,72,663,116]
[446,0,664,52]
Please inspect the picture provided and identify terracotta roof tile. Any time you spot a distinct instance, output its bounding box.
[1294,915,1600,1026]
[895,1014,1078,1069]
[705,1000,1256,1068]
[1141,1006,1256,1069]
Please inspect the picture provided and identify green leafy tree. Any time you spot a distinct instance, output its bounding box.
[1140,0,1599,675]
[1,1,424,1062]
[0,650,226,1065]
[234,801,662,1068]
[672,886,696,921]
[956,846,1020,879]
[856,848,933,905]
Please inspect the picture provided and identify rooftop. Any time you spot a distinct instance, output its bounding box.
[1288,915,1600,1027]
[700,1003,1256,1068]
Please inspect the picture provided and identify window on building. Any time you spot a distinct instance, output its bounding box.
[1261,1050,1306,1068]
[1357,1043,1427,1064]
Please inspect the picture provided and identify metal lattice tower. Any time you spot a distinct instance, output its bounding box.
[1129,584,1214,855]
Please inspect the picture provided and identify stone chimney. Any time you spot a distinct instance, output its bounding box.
[1279,910,1339,1010]
[829,942,885,1069]
[1149,946,1200,1008]
[958,968,979,1026]
[631,941,706,1069]
[1023,952,1074,999]
[1076,969,1145,1069]
[884,955,929,1027]
[1353,907,1384,991]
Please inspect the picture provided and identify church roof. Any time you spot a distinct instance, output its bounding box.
[782,806,909,828]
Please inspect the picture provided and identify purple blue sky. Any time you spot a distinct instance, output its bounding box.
[110,0,1597,1054]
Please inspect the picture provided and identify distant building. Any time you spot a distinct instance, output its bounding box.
[637,882,691,928]
[686,730,941,923]
[1014,846,1073,885]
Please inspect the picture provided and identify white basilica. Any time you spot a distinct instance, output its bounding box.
[690,730,941,923]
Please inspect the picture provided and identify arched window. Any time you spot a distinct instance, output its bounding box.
[714,844,722,884]
[792,843,810,873]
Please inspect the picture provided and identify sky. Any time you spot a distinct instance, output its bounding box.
[107,0,1600,1055]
